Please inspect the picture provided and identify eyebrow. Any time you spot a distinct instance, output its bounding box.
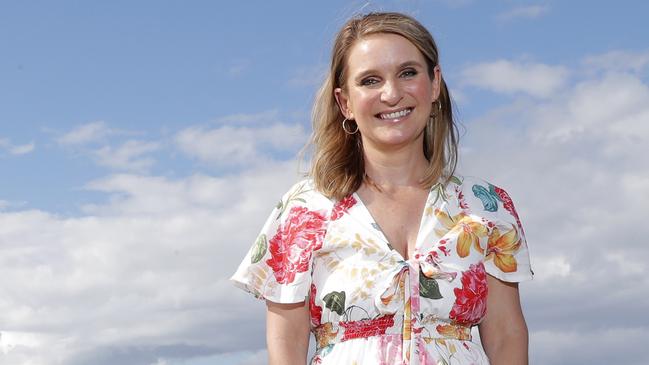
[353,60,425,82]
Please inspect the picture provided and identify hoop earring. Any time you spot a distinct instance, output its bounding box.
[431,99,442,114]
[430,99,442,122]
[342,118,358,134]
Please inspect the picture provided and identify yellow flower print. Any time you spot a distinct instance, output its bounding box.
[433,208,461,237]
[313,322,339,349]
[435,323,471,341]
[434,209,488,257]
[486,224,521,273]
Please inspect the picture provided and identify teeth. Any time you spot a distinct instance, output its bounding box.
[380,108,412,119]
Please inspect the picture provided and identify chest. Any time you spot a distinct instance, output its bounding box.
[313,182,491,324]
[356,187,429,260]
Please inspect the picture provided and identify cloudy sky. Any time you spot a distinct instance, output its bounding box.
[1,1,648,364]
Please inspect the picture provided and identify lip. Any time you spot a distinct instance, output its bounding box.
[375,107,414,121]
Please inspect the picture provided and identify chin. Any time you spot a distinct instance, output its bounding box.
[373,133,422,148]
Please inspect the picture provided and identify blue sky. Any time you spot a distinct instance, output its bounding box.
[1,1,649,364]
[3,0,647,213]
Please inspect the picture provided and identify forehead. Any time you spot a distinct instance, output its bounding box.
[346,33,425,73]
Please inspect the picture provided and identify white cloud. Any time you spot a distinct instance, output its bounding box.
[56,122,157,172]
[532,255,571,281]
[0,199,27,211]
[459,54,649,364]
[9,141,35,155]
[0,160,301,365]
[175,123,308,168]
[93,140,160,172]
[448,87,469,106]
[237,349,268,365]
[0,138,35,155]
[531,72,649,144]
[496,5,550,22]
[582,49,649,74]
[0,331,67,365]
[530,328,649,365]
[156,349,268,365]
[57,121,113,145]
[460,59,569,98]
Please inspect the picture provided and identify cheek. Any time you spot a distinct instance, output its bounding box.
[349,89,376,111]
[406,82,433,100]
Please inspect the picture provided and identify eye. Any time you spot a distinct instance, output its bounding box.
[400,68,418,78]
[360,77,380,86]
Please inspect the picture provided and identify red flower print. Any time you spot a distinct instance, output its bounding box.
[266,206,327,284]
[449,262,488,325]
[331,195,357,220]
[492,186,525,236]
[309,283,323,327]
[428,251,439,261]
[456,186,469,210]
[340,314,395,341]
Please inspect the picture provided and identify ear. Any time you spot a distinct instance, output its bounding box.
[431,65,442,102]
[334,87,353,120]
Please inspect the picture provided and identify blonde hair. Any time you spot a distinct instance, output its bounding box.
[309,12,459,201]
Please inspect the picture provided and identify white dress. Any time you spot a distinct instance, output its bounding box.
[231,175,533,364]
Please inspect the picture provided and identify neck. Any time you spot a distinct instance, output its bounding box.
[362,140,429,190]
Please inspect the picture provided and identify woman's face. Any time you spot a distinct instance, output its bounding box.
[335,33,441,152]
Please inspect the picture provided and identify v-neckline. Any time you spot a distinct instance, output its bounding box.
[352,187,433,262]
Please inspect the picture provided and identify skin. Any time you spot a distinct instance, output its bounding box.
[335,33,441,261]
[336,33,440,158]
[266,300,310,365]
[266,32,529,364]
[479,278,529,364]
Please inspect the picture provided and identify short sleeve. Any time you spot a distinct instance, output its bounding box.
[230,180,329,303]
[470,180,533,283]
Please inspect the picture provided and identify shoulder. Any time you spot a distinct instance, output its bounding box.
[276,178,335,218]
[447,174,518,215]
[449,174,497,190]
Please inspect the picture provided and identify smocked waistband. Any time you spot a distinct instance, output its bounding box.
[312,314,471,350]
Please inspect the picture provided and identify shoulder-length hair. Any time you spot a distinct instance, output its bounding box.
[309,12,459,201]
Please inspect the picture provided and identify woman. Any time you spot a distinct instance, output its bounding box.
[231,12,532,365]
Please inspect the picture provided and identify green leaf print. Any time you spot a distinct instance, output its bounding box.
[275,182,312,220]
[419,273,443,299]
[430,183,448,206]
[429,176,462,206]
[323,291,346,316]
[450,175,462,186]
[250,234,267,264]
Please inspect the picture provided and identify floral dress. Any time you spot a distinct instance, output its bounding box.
[231,175,533,364]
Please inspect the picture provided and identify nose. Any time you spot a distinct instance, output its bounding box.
[380,80,403,105]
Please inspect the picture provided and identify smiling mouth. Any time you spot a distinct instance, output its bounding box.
[377,108,413,120]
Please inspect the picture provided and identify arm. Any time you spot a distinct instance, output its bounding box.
[478,275,529,365]
[266,300,311,365]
